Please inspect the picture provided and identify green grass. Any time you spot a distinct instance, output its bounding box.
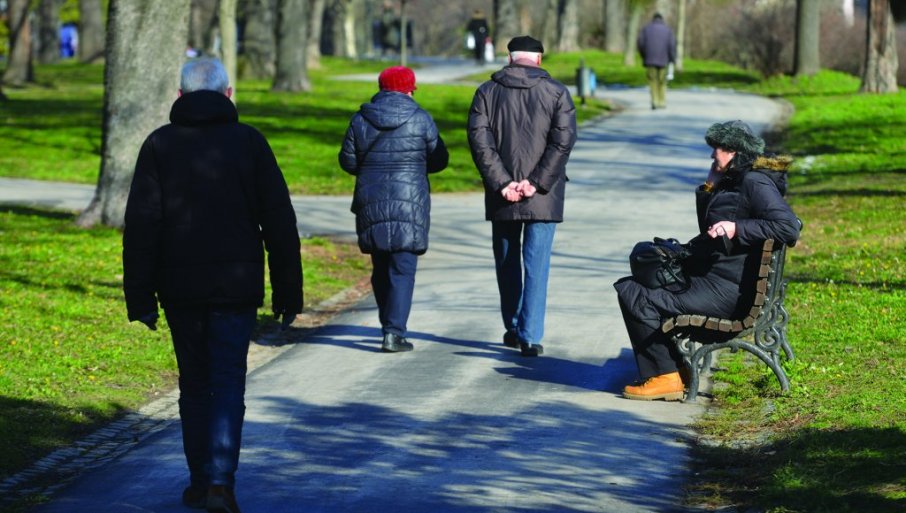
[688,71,906,513]
[0,206,369,480]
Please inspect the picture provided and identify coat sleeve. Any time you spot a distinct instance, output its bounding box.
[735,172,800,248]
[338,114,360,175]
[122,136,162,321]
[468,88,512,193]
[527,86,577,193]
[253,131,304,316]
[427,134,449,174]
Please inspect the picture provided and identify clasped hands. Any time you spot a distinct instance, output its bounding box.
[500,180,537,203]
[707,220,736,240]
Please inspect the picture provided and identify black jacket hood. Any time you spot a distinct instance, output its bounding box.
[360,91,419,130]
[169,90,238,126]
[491,64,550,89]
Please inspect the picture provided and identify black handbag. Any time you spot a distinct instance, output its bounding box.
[629,237,690,290]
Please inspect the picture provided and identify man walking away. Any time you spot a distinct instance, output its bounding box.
[123,57,303,513]
[467,36,577,357]
[637,13,676,109]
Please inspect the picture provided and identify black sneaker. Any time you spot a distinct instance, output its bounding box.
[182,485,207,509]
[503,329,520,348]
[519,342,544,357]
[381,333,414,353]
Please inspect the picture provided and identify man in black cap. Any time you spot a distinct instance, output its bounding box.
[467,35,577,357]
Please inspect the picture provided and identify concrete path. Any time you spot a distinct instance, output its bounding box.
[5,68,782,512]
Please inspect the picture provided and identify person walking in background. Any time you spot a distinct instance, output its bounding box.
[614,121,800,401]
[339,66,448,353]
[467,36,577,358]
[637,13,676,110]
[466,9,490,65]
[123,57,303,513]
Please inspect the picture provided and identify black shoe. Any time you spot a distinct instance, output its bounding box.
[519,342,544,357]
[182,485,207,509]
[503,329,520,348]
[381,333,413,353]
[206,485,241,513]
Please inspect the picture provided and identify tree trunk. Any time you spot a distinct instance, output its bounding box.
[541,0,558,51]
[272,0,310,92]
[794,0,821,77]
[2,0,35,86]
[675,0,685,71]
[77,0,191,229]
[78,0,106,63]
[604,0,626,53]
[860,0,898,93]
[241,0,277,79]
[623,1,644,66]
[189,0,219,55]
[307,0,327,69]
[37,0,63,64]
[399,0,407,66]
[342,0,358,59]
[220,0,238,101]
[494,0,519,56]
[558,0,580,53]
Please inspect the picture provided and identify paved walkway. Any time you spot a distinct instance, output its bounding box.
[2,65,782,512]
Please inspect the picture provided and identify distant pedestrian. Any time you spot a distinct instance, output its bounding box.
[123,57,303,513]
[467,35,577,357]
[466,9,490,65]
[339,66,448,353]
[637,13,676,110]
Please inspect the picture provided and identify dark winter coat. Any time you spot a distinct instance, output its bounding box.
[637,18,676,68]
[614,155,800,329]
[338,90,448,254]
[123,90,303,321]
[467,64,577,222]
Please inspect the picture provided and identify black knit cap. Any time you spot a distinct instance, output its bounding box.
[507,35,544,54]
[705,120,765,155]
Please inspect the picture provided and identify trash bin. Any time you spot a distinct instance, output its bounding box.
[575,59,596,105]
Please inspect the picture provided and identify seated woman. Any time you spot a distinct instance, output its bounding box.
[614,120,800,401]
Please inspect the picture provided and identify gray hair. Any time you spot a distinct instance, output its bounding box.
[509,51,541,62]
[180,57,230,94]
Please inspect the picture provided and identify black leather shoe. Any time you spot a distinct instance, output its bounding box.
[519,342,544,357]
[382,333,413,353]
[182,485,207,509]
[206,485,241,513]
[503,329,520,348]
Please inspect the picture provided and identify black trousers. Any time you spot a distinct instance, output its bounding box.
[370,251,418,336]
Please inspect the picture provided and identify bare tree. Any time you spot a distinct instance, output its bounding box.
[794,0,821,76]
[307,0,327,69]
[37,0,63,64]
[623,0,645,66]
[241,0,277,79]
[78,0,106,63]
[78,0,192,228]
[675,0,685,71]
[189,0,219,55]
[220,0,238,101]
[540,0,558,50]
[558,0,580,52]
[860,0,898,93]
[495,0,519,55]
[2,0,34,86]
[272,0,311,92]
[604,0,626,53]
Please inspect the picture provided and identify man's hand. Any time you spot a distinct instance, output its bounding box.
[516,180,536,198]
[500,182,521,202]
[137,312,159,331]
[707,221,736,240]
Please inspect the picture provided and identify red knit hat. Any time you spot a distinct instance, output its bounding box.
[378,66,416,93]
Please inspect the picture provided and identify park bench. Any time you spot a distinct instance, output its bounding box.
[660,238,795,402]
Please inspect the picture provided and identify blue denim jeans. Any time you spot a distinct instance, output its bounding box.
[370,251,418,336]
[491,221,557,344]
[165,305,257,488]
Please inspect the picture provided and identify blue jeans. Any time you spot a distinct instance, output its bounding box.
[370,251,418,336]
[492,221,557,344]
[165,305,257,488]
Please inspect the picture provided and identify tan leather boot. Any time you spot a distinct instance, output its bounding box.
[623,372,685,401]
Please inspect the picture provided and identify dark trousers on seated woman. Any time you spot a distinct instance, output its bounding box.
[614,276,738,380]
[371,251,418,336]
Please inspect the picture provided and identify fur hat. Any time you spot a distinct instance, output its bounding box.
[705,120,765,155]
[378,66,416,94]
[507,35,544,54]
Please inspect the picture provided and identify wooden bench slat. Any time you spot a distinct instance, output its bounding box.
[757,279,768,293]
[690,315,706,327]
[705,317,719,330]
[718,319,733,332]
[759,264,771,277]
[754,292,766,306]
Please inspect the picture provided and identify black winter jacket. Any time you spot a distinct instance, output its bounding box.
[123,90,303,320]
[339,91,448,254]
[468,64,577,222]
